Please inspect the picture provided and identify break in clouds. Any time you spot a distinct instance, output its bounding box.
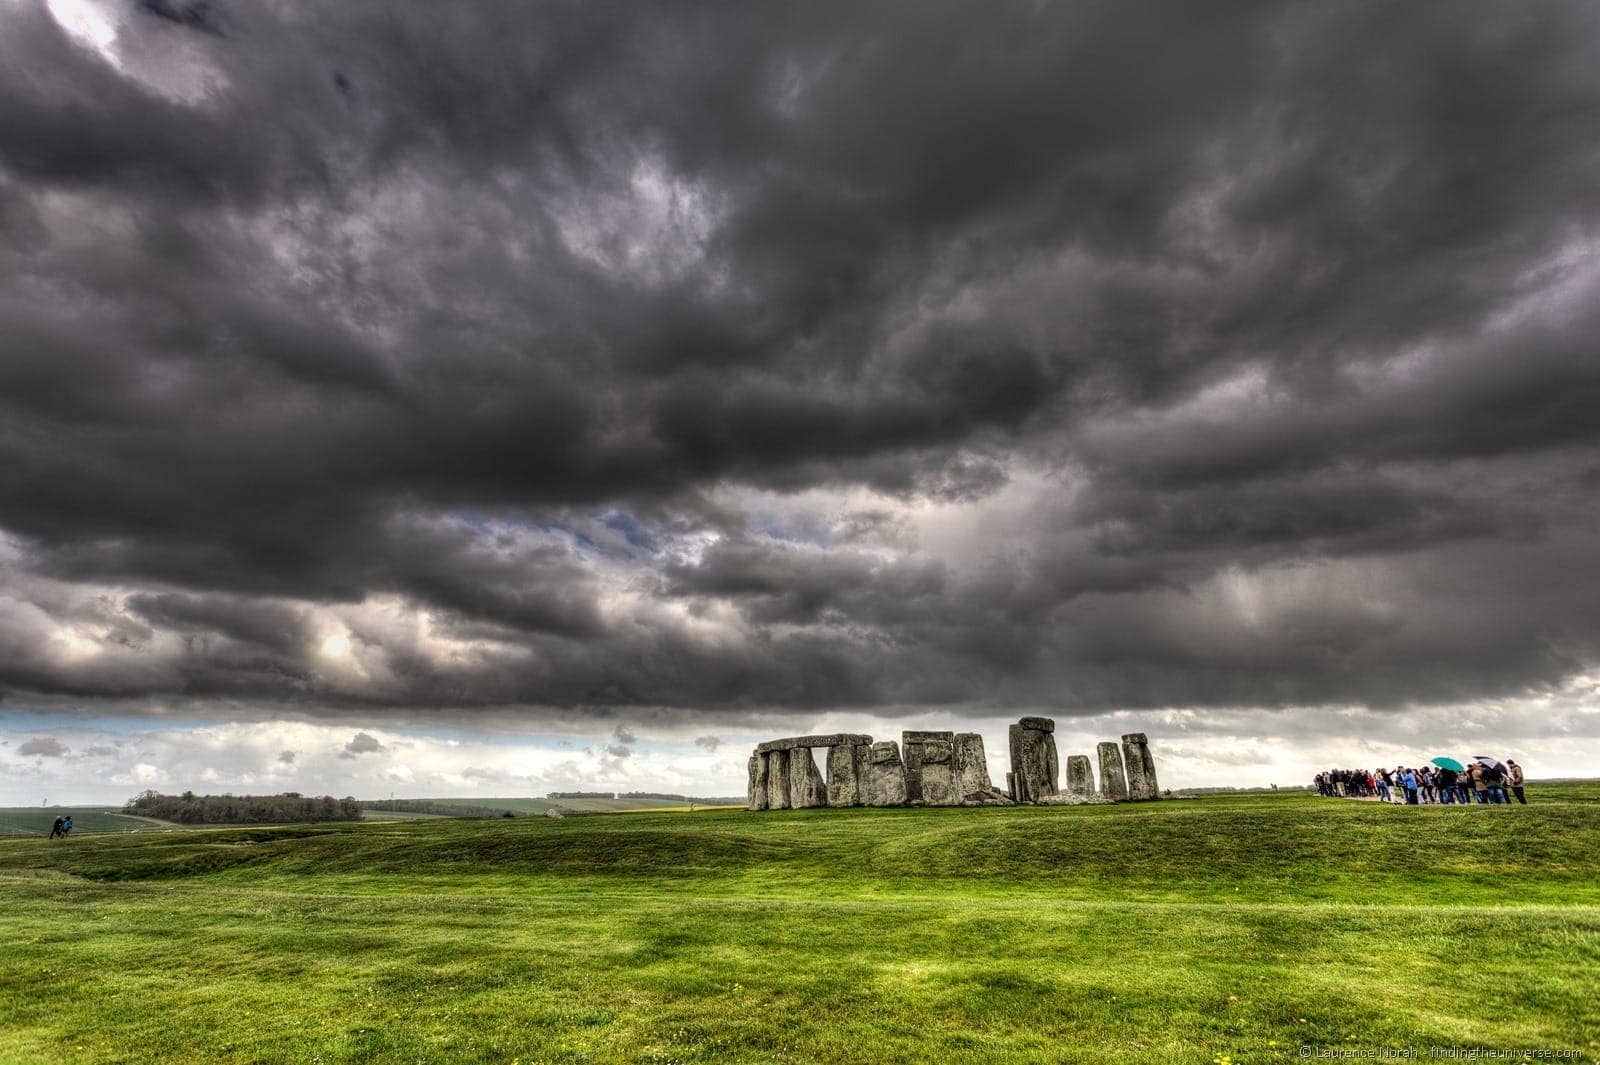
[3,1,1600,748]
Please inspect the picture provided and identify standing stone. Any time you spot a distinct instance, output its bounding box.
[1009,720,1058,804]
[1065,754,1095,800]
[1097,741,1129,802]
[826,743,862,807]
[953,733,991,801]
[788,747,828,808]
[919,739,957,806]
[902,739,924,802]
[748,752,770,811]
[864,741,908,806]
[853,743,871,801]
[1006,771,1016,801]
[901,731,954,804]
[767,749,792,810]
[1135,733,1160,798]
[1122,733,1152,800]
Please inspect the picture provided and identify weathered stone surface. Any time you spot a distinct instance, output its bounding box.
[1005,771,1015,801]
[864,741,907,806]
[1065,754,1095,799]
[920,754,957,806]
[826,743,862,807]
[1139,739,1159,798]
[1122,734,1152,800]
[1121,733,1159,800]
[1018,716,1055,733]
[1008,725,1029,803]
[1009,723,1057,803]
[1097,742,1129,802]
[748,752,770,811]
[757,733,872,753]
[903,730,955,744]
[921,739,952,764]
[787,747,827,808]
[766,750,791,809]
[1037,792,1113,805]
[953,733,992,802]
[902,746,923,802]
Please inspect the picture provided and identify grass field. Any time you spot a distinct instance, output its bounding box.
[0,807,188,838]
[2,784,1597,1063]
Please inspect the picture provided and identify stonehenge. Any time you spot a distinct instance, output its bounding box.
[745,722,1161,810]
[1122,732,1157,801]
[1097,741,1129,802]
[1065,754,1095,800]
[864,741,908,806]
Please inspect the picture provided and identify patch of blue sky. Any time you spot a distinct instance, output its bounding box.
[0,710,201,736]
[750,513,831,547]
[597,509,661,555]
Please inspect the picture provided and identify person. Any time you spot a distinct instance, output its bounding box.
[1375,769,1392,803]
[1468,763,1487,803]
[60,815,73,836]
[1400,767,1419,805]
[1482,761,1508,804]
[1436,765,1458,803]
[1506,760,1527,804]
[49,816,65,839]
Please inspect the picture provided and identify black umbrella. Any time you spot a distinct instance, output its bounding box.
[1473,755,1507,773]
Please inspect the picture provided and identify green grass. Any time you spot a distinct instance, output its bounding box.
[2,785,1598,1063]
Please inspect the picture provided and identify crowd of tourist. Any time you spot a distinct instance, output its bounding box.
[1314,758,1527,805]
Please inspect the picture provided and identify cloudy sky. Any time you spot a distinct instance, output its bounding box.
[3,0,1600,804]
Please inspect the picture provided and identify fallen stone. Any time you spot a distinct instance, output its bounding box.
[748,752,770,811]
[788,747,828,808]
[1036,792,1114,805]
[757,733,873,753]
[1097,742,1129,802]
[864,741,908,806]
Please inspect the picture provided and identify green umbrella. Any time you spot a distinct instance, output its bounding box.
[1431,756,1466,772]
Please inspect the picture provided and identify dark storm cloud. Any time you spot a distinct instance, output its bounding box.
[2,0,1599,720]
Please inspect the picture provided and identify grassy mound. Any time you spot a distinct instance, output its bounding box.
[2,786,1596,1062]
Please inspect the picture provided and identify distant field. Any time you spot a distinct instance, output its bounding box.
[2,783,1597,1063]
[417,795,743,814]
[0,806,188,838]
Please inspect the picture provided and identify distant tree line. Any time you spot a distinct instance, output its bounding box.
[360,799,527,819]
[546,790,744,804]
[125,790,362,824]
